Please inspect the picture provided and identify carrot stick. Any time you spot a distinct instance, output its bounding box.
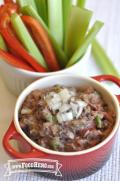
[0,17,47,73]
[22,15,60,71]
[22,5,68,67]
[1,27,47,72]
[4,0,14,3]
[11,13,47,69]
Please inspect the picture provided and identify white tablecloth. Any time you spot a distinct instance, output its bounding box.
[0,0,120,180]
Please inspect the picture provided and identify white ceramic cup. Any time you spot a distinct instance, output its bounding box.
[0,47,91,95]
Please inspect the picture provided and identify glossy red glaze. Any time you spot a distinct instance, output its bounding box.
[49,135,115,177]
[3,121,45,159]
[92,75,120,102]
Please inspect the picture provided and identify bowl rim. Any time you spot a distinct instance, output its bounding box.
[8,46,91,77]
[14,74,120,156]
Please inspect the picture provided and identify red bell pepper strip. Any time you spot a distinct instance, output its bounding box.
[0,3,19,17]
[22,15,60,71]
[8,46,28,60]
[0,14,47,72]
[1,27,47,72]
[0,49,35,71]
[4,0,14,3]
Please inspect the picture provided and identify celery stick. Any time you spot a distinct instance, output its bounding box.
[35,0,48,24]
[17,0,37,11]
[92,39,120,77]
[11,13,47,68]
[77,0,86,8]
[22,5,67,67]
[16,0,26,7]
[62,0,72,49]
[28,0,37,10]
[0,34,8,51]
[66,21,104,67]
[65,6,93,58]
[48,0,63,48]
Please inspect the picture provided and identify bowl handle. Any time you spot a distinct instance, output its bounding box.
[92,75,120,102]
[3,121,47,159]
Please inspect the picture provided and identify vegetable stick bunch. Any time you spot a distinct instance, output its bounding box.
[0,0,103,72]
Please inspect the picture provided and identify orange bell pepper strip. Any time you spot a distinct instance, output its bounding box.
[22,15,60,71]
[0,49,35,71]
[0,14,47,72]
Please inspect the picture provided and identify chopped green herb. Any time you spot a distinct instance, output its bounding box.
[54,85,62,93]
[51,137,61,150]
[95,115,102,129]
[52,116,58,122]
[46,115,53,122]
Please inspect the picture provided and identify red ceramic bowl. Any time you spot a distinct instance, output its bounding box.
[3,75,120,180]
